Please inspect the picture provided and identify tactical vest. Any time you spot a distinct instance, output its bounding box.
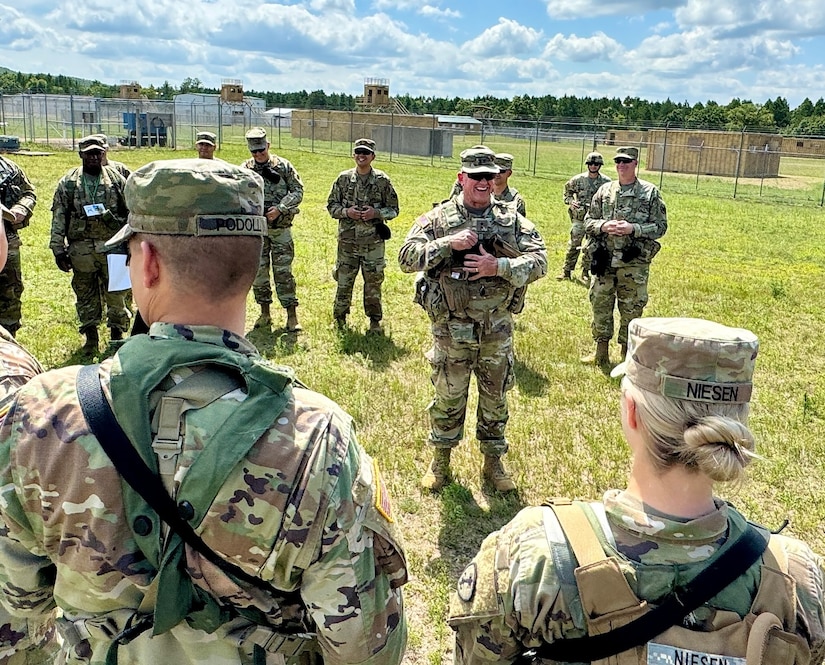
[0,157,26,245]
[61,166,126,242]
[539,500,810,665]
[244,158,296,229]
[418,200,522,321]
[59,336,340,665]
[591,181,661,266]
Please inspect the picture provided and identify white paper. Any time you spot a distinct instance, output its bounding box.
[107,253,131,291]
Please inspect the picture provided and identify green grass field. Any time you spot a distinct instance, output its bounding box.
[8,143,825,664]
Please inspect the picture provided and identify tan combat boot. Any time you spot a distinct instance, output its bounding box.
[286,305,301,332]
[420,448,452,491]
[254,303,272,329]
[580,341,610,370]
[482,455,516,492]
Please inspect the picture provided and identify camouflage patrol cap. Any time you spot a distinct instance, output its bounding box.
[245,127,268,151]
[196,131,217,146]
[354,137,376,154]
[460,146,498,175]
[586,151,604,165]
[611,318,758,404]
[494,153,514,171]
[78,135,107,152]
[614,146,639,161]
[92,133,110,149]
[104,158,266,247]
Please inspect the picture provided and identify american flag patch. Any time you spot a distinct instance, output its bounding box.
[373,459,394,523]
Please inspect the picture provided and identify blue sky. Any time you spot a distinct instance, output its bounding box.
[2,0,824,107]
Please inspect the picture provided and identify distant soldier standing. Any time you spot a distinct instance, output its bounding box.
[326,138,399,333]
[491,153,526,216]
[559,151,610,282]
[50,134,130,354]
[0,155,36,337]
[582,147,667,369]
[399,146,547,492]
[241,127,303,332]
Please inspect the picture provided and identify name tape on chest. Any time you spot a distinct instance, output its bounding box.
[647,642,745,665]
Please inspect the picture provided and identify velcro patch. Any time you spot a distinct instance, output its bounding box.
[457,562,478,602]
[373,459,394,523]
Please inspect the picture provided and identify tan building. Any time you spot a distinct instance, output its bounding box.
[646,129,781,178]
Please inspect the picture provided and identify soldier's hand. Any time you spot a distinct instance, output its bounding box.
[11,210,26,227]
[346,206,360,220]
[464,245,498,280]
[266,206,282,222]
[54,251,72,273]
[361,206,377,221]
[449,229,478,251]
[612,220,634,236]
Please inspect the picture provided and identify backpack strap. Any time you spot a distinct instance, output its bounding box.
[532,501,769,662]
[75,364,314,658]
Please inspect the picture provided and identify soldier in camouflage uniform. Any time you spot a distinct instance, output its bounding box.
[0,155,36,336]
[582,146,667,370]
[559,151,610,282]
[242,127,303,332]
[327,138,399,333]
[399,146,547,492]
[0,159,408,665]
[491,153,526,217]
[50,134,130,354]
[0,326,55,665]
[450,317,825,665]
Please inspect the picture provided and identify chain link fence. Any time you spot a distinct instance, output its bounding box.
[3,93,825,206]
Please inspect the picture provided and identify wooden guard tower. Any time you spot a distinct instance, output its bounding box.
[220,79,244,102]
[357,78,391,110]
[119,81,142,99]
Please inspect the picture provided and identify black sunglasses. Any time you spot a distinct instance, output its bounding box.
[250,147,266,154]
[466,173,495,181]
[354,149,373,155]
[614,158,633,164]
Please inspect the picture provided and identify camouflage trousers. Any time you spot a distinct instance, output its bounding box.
[0,248,23,333]
[253,228,298,309]
[562,218,590,274]
[333,238,385,321]
[589,263,650,345]
[425,313,514,455]
[67,240,131,333]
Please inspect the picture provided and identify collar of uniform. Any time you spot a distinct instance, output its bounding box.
[146,322,259,356]
[603,489,729,545]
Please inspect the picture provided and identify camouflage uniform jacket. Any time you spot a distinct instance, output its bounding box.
[326,167,399,243]
[583,178,667,266]
[449,490,825,665]
[0,323,408,665]
[493,185,526,218]
[0,155,36,249]
[398,195,547,322]
[241,155,303,229]
[49,165,128,252]
[563,171,610,221]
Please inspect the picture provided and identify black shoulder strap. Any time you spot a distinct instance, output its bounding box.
[75,364,303,606]
[532,515,769,662]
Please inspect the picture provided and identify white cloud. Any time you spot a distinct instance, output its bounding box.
[419,6,461,19]
[543,0,684,20]
[676,0,825,35]
[543,32,620,62]
[461,18,543,58]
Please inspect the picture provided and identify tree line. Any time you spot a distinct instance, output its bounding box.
[3,68,825,136]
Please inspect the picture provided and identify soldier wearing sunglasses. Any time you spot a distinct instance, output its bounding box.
[582,146,668,370]
[399,146,547,493]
